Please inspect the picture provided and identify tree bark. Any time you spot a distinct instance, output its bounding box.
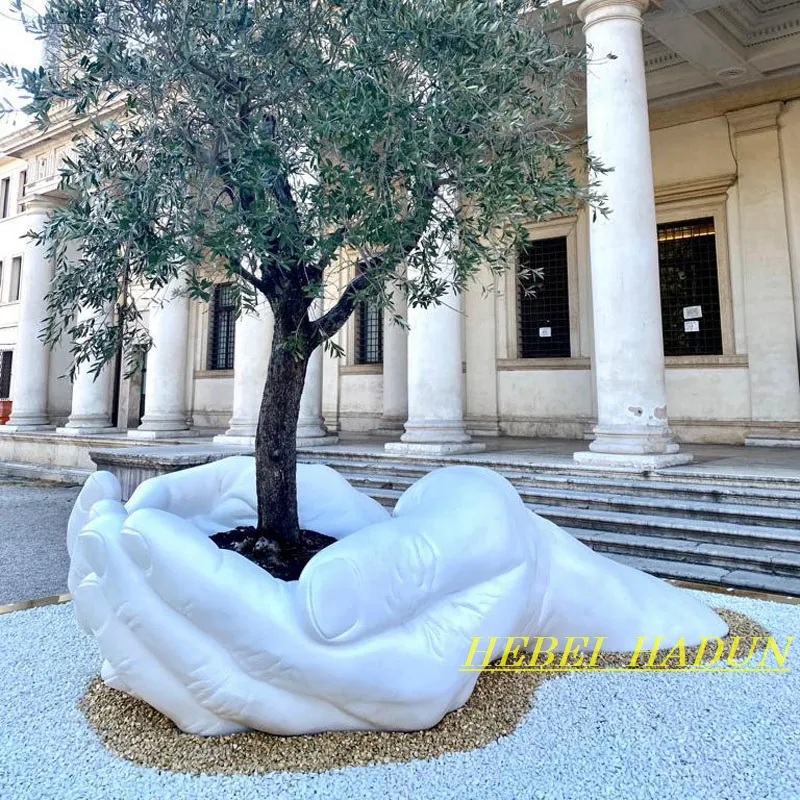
[254,317,310,547]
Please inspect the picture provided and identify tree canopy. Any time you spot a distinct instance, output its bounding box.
[2,0,596,375]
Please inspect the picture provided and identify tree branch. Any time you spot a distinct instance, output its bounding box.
[310,182,440,346]
[229,254,270,294]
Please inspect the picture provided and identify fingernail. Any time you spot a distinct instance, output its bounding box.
[78,532,107,578]
[122,530,151,572]
[305,557,361,640]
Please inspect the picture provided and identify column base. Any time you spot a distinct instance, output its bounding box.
[390,418,485,454]
[385,441,486,456]
[0,423,55,433]
[56,425,115,437]
[297,435,340,448]
[128,428,196,440]
[573,450,694,471]
[213,433,256,447]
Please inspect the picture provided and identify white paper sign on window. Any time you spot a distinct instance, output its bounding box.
[684,320,700,333]
[539,327,552,338]
[683,305,702,320]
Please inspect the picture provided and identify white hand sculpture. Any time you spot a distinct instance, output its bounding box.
[67,459,727,736]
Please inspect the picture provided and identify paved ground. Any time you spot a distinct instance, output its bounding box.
[0,479,80,604]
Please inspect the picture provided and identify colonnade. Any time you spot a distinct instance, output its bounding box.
[1,0,698,466]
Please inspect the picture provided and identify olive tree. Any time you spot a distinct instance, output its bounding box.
[2,0,596,551]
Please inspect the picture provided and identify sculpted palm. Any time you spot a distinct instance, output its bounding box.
[68,460,727,736]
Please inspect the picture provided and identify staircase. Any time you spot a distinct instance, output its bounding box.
[298,449,800,596]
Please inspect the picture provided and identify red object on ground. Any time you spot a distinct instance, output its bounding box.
[0,399,12,425]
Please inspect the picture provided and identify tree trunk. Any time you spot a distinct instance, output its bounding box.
[254,319,310,547]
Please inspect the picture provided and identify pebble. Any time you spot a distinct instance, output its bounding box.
[0,592,797,800]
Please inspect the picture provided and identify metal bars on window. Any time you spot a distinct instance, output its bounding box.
[208,283,237,371]
[517,236,571,359]
[657,217,723,357]
[355,299,383,365]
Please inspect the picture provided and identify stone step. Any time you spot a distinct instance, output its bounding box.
[297,446,800,489]
[533,505,800,552]
[564,527,800,577]
[605,552,800,597]
[358,487,800,554]
[299,452,800,508]
[361,484,800,553]
[344,471,800,528]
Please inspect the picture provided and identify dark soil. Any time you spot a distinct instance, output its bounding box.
[210,526,336,581]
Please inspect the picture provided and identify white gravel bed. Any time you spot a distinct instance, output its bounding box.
[0,591,797,800]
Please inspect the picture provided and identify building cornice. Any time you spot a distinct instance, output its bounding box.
[726,101,784,135]
[0,97,124,158]
[654,174,737,204]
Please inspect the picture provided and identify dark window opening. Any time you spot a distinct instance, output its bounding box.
[355,299,383,365]
[138,351,147,424]
[17,170,26,214]
[517,236,571,358]
[208,283,237,370]
[657,217,723,357]
[0,351,12,399]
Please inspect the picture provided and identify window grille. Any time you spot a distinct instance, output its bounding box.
[517,236,571,358]
[657,217,723,357]
[355,299,383,365]
[0,351,12,399]
[208,283,237,370]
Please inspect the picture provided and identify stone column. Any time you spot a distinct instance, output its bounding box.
[386,286,485,456]
[2,198,58,432]
[573,0,691,469]
[128,278,192,439]
[465,261,500,436]
[376,283,408,434]
[297,300,338,446]
[214,298,274,446]
[728,103,800,446]
[57,306,114,435]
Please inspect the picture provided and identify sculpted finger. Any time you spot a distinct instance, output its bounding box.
[78,520,291,730]
[118,509,303,677]
[68,500,128,599]
[297,466,535,644]
[73,575,241,735]
[67,471,122,556]
[85,522,371,733]
[125,456,255,519]
[297,463,390,538]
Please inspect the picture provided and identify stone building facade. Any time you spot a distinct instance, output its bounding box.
[2,0,800,467]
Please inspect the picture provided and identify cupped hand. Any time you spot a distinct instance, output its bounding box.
[69,462,541,735]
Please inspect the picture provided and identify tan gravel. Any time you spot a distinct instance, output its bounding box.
[80,608,769,775]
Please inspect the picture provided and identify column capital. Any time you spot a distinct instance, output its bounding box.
[576,0,648,28]
[23,193,64,215]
